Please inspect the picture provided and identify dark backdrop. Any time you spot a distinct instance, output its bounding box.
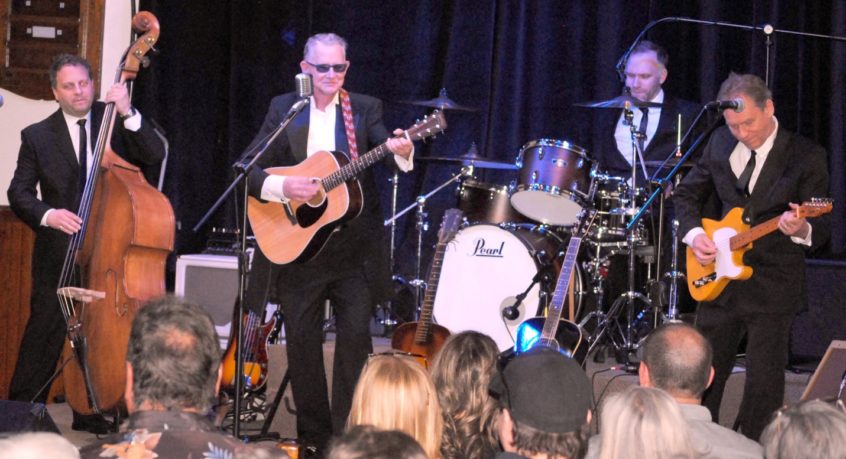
[130,0,846,284]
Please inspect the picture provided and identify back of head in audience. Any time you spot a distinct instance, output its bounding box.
[640,323,713,403]
[346,353,443,459]
[328,425,427,459]
[598,385,697,459]
[125,295,221,413]
[431,331,500,459]
[0,432,80,459]
[489,348,592,459]
[760,399,846,459]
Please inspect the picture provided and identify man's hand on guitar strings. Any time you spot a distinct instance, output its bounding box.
[778,202,810,238]
[387,128,413,159]
[282,176,322,201]
[692,233,717,265]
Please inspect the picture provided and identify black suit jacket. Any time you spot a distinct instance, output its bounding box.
[592,94,700,179]
[244,92,395,304]
[7,102,165,310]
[673,125,830,314]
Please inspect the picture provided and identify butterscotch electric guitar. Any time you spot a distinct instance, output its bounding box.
[686,198,832,302]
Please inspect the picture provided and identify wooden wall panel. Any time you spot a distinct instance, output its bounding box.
[0,206,34,399]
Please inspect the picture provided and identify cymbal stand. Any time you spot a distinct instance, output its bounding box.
[587,105,652,369]
[664,218,683,322]
[385,166,474,317]
[374,167,402,331]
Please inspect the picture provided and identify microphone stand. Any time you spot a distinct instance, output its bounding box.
[193,97,309,438]
[615,17,846,86]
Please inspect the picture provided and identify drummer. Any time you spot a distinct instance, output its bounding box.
[591,40,699,181]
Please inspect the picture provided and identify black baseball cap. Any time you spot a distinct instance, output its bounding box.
[489,348,592,433]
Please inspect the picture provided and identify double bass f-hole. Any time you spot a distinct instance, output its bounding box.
[55,11,174,417]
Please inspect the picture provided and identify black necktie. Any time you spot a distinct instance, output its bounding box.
[638,107,649,150]
[78,118,88,192]
[736,150,756,196]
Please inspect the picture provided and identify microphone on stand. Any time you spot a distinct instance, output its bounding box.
[705,98,745,112]
[285,73,313,117]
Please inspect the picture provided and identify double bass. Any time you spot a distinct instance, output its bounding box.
[56,12,174,416]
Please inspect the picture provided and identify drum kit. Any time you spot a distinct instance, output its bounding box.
[383,89,690,365]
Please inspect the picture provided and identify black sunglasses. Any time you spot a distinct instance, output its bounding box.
[306,61,348,73]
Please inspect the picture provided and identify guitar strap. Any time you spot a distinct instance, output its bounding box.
[339,89,359,160]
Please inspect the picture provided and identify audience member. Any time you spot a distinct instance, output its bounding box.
[639,323,762,458]
[596,386,698,459]
[0,432,80,459]
[431,331,501,459]
[328,424,427,459]
[489,348,592,459]
[79,296,286,459]
[346,353,443,458]
[759,399,846,459]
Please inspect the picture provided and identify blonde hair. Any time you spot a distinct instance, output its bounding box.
[347,354,444,459]
[430,331,500,459]
[598,386,698,459]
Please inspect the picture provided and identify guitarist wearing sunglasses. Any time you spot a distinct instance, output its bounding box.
[673,73,830,441]
[239,33,413,455]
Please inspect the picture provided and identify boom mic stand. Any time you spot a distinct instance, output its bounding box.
[193,96,310,438]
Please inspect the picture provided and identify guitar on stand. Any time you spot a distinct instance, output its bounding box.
[687,198,832,301]
[391,209,463,367]
[502,212,594,365]
[221,308,277,392]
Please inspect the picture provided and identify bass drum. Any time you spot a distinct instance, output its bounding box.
[432,223,585,351]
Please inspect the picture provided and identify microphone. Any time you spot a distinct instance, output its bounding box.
[705,98,744,112]
[295,73,313,99]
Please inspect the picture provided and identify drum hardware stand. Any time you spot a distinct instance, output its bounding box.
[374,166,403,332]
[663,219,684,322]
[385,165,474,318]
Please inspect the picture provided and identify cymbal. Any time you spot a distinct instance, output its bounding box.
[574,94,662,109]
[402,88,478,111]
[420,152,518,170]
[643,157,694,169]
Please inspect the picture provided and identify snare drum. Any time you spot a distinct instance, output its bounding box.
[457,179,528,225]
[511,139,594,226]
[432,223,585,351]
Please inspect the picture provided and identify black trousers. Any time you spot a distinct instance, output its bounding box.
[695,301,793,441]
[10,286,67,403]
[276,268,374,450]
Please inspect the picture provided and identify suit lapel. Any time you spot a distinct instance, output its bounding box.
[749,129,792,213]
[50,109,79,172]
[288,104,310,163]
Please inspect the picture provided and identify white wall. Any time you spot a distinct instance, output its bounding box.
[0,1,137,206]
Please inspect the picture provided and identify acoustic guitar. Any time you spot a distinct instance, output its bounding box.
[390,209,463,367]
[687,198,832,302]
[248,111,446,265]
[505,214,591,364]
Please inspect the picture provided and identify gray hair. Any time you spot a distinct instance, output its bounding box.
[717,72,772,109]
[642,323,712,399]
[49,54,93,88]
[126,296,220,412]
[760,399,846,459]
[303,33,348,60]
[598,386,698,459]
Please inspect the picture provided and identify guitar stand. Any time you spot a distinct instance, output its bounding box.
[241,368,294,443]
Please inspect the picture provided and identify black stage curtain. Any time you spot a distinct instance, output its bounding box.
[131,0,845,283]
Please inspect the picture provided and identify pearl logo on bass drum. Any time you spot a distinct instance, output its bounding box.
[471,237,506,257]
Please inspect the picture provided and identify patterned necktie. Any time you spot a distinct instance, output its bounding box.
[78,118,88,192]
[736,150,757,196]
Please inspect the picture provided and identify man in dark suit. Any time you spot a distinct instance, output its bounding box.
[6,54,165,433]
[242,33,412,453]
[674,73,830,440]
[591,40,699,181]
